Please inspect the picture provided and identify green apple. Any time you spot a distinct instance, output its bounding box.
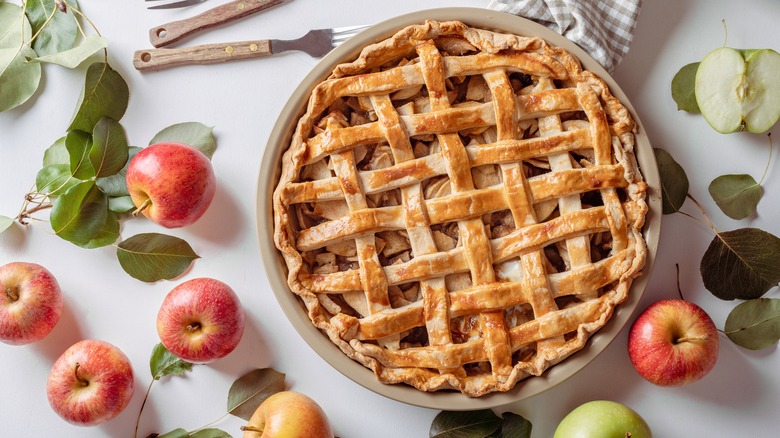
[695,47,780,133]
[553,400,652,438]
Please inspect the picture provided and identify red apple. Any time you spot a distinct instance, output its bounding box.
[0,262,63,345]
[126,142,216,228]
[628,299,719,386]
[47,339,135,426]
[242,391,334,438]
[157,278,244,363]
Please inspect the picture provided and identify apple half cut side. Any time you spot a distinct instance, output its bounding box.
[695,47,780,133]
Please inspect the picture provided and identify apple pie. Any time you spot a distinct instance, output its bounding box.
[273,20,648,397]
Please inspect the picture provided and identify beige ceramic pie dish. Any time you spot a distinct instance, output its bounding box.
[256,7,661,410]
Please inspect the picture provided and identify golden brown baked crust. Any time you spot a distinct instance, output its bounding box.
[273,20,648,397]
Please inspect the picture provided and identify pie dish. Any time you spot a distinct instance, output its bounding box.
[261,8,660,406]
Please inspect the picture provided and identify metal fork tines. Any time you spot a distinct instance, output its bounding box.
[272,25,369,57]
[147,0,208,10]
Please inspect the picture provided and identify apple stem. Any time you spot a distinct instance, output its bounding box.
[241,425,265,433]
[676,334,709,343]
[73,363,89,387]
[5,287,19,302]
[132,198,152,217]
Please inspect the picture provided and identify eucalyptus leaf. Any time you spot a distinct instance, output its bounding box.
[108,195,135,213]
[0,3,32,47]
[708,174,763,220]
[90,116,128,178]
[97,146,140,196]
[65,129,94,179]
[32,35,106,68]
[430,410,502,438]
[80,210,119,249]
[227,368,286,421]
[671,62,700,113]
[724,298,780,350]
[701,228,780,300]
[149,122,216,160]
[25,0,80,56]
[43,136,69,166]
[0,215,13,233]
[653,148,689,214]
[35,164,79,197]
[68,62,129,133]
[50,181,108,246]
[150,343,192,380]
[116,233,199,282]
[156,428,190,438]
[190,429,232,438]
[490,413,532,438]
[0,46,42,112]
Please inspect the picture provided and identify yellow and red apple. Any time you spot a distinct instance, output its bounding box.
[243,391,334,438]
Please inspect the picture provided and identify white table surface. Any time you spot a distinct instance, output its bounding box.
[1,0,779,436]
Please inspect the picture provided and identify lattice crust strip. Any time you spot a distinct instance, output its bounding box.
[273,20,648,396]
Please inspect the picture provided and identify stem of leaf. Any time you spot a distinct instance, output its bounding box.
[134,379,155,438]
[65,1,108,61]
[675,263,685,301]
[686,193,719,235]
[759,133,773,185]
[188,412,230,435]
[27,5,58,45]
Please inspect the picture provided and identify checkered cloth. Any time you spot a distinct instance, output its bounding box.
[488,0,641,72]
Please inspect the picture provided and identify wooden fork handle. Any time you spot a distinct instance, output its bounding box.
[133,40,272,71]
[149,0,284,48]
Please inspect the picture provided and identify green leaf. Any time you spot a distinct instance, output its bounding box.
[43,136,69,166]
[80,210,119,249]
[90,117,128,178]
[0,46,42,112]
[108,195,136,213]
[150,343,192,380]
[157,429,191,438]
[0,3,32,47]
[724,298,780,350]
[190,430,232,438]
[50,181,108,246]
[0,215,13,233]
[25,0,80,56]
[653,148,689,214]
[490,413,532,438]
[32,35,106,68]
[35,164,79,197]
[430,410,502,438]
[65,130,94,179]
[68,62,129,133]
[701,228,780,300]
[150,122,216,160]
[116,233,199,282]
[671,62,700,113]
[227,368,286,421]
[708,174,763,220]
[97,146,140,196]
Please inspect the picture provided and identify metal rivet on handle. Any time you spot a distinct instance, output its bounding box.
[225,46,234,55]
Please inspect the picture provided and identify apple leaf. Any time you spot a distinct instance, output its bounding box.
[150,122,217,160]
[90,117,129,178]
[701,228,780,300]
[0,215,13,233]
[430,410,502,438]
[190,430,232,438]
[0,46,42,112]
[490,412,532,438]
[156,429,191,438]
[708,174,763,220]
[653,148,689,214]
[1,3,32,47]
[671,62,700,113]
[80,210,119,249]
[150,343,193,380]
[35,164,79,198]
[31,35,106,68]
[108,195,136,213]
[50,181,108,247]
[43,136,69,166]
[724,298,780,350]
[68,62,129,133]
[66,130,95,180]
[97,146,140,197]
[116,233,200,282]
[227,368,286,421]
[25,0,80,56]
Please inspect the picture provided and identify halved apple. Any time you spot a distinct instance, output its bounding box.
[695,47,780,133]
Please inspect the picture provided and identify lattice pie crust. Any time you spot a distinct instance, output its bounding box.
[273,20,648,396]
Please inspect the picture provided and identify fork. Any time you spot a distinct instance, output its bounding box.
[146,0,209,10]
[133,25,369,71]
